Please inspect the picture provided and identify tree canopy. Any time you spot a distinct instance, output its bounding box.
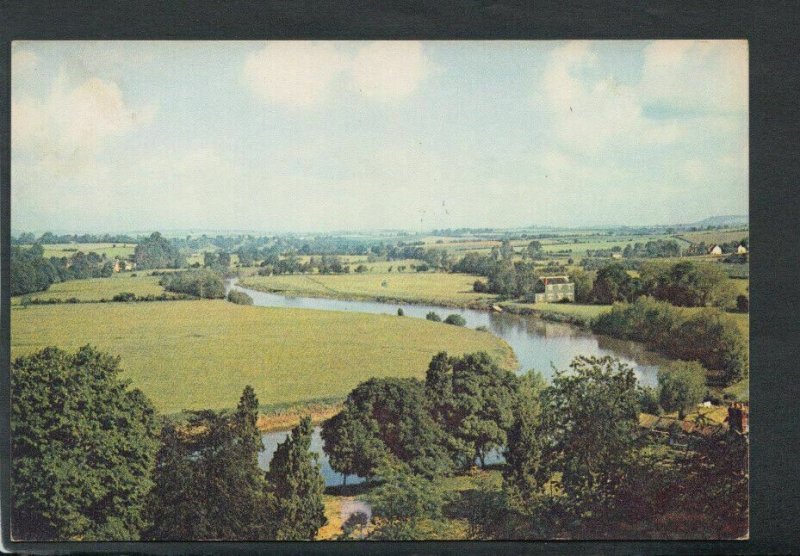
[12,346,159,541]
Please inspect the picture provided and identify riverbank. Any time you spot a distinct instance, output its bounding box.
[237,274,617,327]
[256,399,344,433]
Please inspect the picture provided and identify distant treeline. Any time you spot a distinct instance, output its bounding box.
[12,232,140,245]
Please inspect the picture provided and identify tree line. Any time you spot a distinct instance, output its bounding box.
[12,347,326,541]
[12,346,748,541]
[11,244,115,296]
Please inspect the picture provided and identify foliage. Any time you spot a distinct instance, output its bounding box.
[425,352,518,469]
[503,371,547,504]
[265,417,327,540]
[640,261,735,308]
[658,361,707,419]
[134,232,185,269]
[638,385,662,415]
[159,269,225,299]
[227,290,254,305]
[426,311,442,322]
[666,310,748,385]
[591,263,639,304]
[366,461,448,540]
[538,356,640,511]
[321,405,387,483]
[145,386,271,540]
[397,307,404,316]
[12,346,159,541]
[569,268,594,303]
[324,378,452,478]
[591,298,747,386]
[444,314,466,326]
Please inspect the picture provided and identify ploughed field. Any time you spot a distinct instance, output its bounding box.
[10,300,516,414]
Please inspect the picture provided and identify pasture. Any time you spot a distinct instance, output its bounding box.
[240,272,493,307]
[42,242,135,259]
[10,274,171,304]
[11,300,516,414]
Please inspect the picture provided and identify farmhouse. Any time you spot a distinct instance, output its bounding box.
[533,275,575,303]
[113,258,137,272]
[708,244,723,256]
[736,244,748,254]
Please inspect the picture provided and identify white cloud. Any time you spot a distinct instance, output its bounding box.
[12,45,39,73]
[243,41,432,107]
[13,71,155,161]
[350,41,431,101]
[639,40,748,113]
[242,42,350,108]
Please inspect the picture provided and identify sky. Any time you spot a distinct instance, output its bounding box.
[11,40,748,234]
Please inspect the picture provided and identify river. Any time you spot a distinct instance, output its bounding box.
[227,279,671,485]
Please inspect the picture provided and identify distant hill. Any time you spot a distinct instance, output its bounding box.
[687,215,748,228]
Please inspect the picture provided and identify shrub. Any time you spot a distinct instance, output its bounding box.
[227,290,254,305]
[658,361,707,419]
[426,311,441,322]
[475,325,489,332]
[397,308,404,316]
[473,280,488,293]
[638,386,662,415]
[130,273,138,277]
[444,314,466,326]
[159,269,224,299]
[112,292,137,302]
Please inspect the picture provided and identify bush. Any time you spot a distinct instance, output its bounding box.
[444,314,466,326]
[426,311,441,322]
[227,290,254,305]
[638,386,662,415]
[159,269,225,299]
[475,325,489,332]
[397,308,404,316]
[355,264,368,273]
[130,273,137,277]
[112,292,137,302]
[473,280,487,293]
[658,361,707,419]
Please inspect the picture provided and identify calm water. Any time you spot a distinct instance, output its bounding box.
[229,279,672,486]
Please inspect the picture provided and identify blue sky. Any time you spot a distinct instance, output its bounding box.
[11,40,748,233]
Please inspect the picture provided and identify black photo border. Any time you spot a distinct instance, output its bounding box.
[1,1,799,554]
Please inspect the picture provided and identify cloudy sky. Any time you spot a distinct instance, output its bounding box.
[11,40,748,234]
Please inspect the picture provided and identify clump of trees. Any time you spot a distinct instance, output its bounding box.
[426,311,442,322]
[592,297,748,385]
[227,290,254,305]
[159,269,225,299]
[134,232,185,269]
[640,261,735,308]
[11,244,115,296]
[12,346,159,541]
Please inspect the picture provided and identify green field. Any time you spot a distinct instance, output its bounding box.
[11,274,170,304]
[42,242,136,258]
[11,300,516,414]
[500,301,611,320]
[240,272,493,307]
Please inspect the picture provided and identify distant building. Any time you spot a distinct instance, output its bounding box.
[533,275,575,303]
[708,244,723,256]
[736,245,748,254]
[611,252,623,259]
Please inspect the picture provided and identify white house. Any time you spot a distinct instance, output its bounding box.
[708,244,723,256]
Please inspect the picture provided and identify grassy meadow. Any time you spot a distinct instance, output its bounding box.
[240,272,493,307]
[10,273,171,304]
[42,242,136,259]
[11,300,516,414]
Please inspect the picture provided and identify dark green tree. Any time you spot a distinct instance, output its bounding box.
[12,346,159,541]
[503,371,546,505]
[591,263,636,304]
[658,361,707,419]
[264,417,327,540]
[366,462,448,540]
[538,356,640,512]
[321,406,386,484]
[134,232,185,269]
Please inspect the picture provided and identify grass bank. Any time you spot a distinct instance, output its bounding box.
[11,300,516,414]
[239,272,495,308]
[11,273,171,305]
